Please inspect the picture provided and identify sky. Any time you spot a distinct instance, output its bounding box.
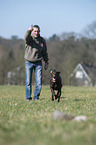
[0,0,96,39]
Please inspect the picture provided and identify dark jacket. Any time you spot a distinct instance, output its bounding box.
[24,30,49,63]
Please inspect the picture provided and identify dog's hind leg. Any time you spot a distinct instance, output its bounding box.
[55,95,57,100]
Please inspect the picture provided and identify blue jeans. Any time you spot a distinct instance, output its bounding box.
[25,60,42,100]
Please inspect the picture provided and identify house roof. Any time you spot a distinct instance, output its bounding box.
[82,64,96,77]
[71,63,91,82]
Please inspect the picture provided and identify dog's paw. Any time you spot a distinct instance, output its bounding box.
[57,97,60,102]
[51,97,54,101]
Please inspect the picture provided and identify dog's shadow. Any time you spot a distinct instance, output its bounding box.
[61,96,66,99]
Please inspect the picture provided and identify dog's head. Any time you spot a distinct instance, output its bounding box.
[50,70,60,82]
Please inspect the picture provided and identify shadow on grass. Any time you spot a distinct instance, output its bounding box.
[74,98,86,102]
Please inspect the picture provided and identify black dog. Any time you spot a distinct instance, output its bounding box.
[50,70,62,102]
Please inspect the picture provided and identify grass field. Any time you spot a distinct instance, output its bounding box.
[0,85,96,145]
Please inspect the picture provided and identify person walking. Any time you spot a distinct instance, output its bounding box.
[24,25,49,101]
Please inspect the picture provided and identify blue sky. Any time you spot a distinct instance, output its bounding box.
[0,0,96,39]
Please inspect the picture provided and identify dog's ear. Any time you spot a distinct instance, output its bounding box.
[57,71,60,75]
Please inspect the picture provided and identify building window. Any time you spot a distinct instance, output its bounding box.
[75,71,83,79]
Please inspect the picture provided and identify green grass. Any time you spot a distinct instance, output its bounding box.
[0,85,96,145]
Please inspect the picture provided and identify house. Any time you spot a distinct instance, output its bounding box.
[70,63,92,86]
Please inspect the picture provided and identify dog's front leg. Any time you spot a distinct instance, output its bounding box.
[51,88,55,101]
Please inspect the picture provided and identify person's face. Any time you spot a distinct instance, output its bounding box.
[32,27,40,38]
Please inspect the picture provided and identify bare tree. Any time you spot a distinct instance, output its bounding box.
[82,21,96,39]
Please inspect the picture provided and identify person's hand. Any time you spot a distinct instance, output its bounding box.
[44,62,48,70]
[29,25,33,31]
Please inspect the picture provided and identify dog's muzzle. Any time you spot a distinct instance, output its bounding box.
[52,77,56,82]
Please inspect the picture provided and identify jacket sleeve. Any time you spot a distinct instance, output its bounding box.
[43,39,49,63]
[24,30,32,45]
